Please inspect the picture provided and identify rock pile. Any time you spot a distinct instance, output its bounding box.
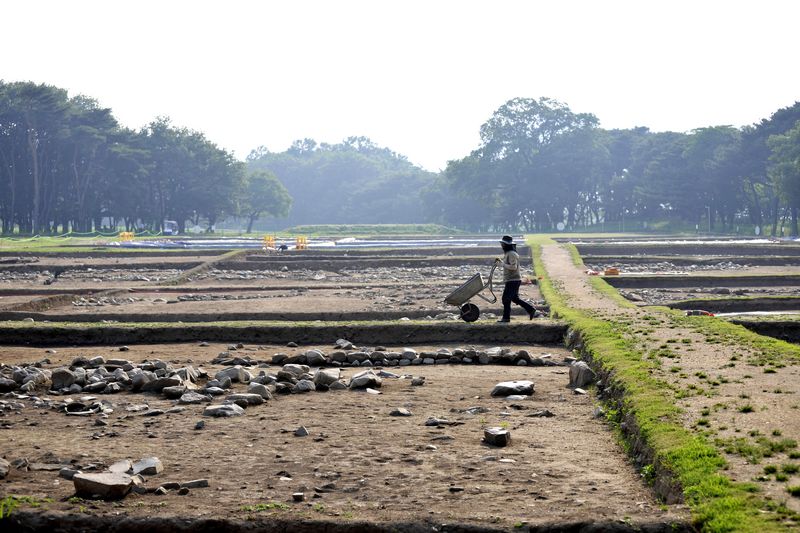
[67,454,208,500]
[0,356,207,397]
[267,342,562,368]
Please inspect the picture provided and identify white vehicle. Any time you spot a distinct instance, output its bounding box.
[163,220,179,235]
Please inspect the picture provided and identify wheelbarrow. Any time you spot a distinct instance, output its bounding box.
[444,260,499,322]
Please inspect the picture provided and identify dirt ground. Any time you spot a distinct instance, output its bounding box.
[0,343,686,529]
[0,260,544,320]
[541,243,800,514]
[581,261,800,308]
[3,240,798,530]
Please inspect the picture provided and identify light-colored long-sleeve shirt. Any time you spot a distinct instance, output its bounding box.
[501,250,521,282]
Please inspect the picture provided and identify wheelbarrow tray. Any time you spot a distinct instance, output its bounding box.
[445,272,487,306]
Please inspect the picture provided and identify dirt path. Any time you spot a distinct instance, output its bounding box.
[540,243,800,513]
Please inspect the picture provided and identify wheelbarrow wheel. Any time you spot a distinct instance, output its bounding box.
[460,303,480,322]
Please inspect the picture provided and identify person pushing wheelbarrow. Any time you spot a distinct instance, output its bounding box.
[496,235,540,323]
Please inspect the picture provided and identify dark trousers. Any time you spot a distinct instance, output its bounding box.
[502,280,535,320]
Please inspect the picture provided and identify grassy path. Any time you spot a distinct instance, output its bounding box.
[536,240,800,532]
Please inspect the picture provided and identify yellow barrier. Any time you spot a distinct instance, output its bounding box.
[295,236,308,250]
[262,235,275,248]
[119,231,135,241]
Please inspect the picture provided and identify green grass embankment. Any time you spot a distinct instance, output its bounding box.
[529,236,798,532]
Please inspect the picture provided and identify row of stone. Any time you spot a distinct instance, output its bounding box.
[214,343,564,369]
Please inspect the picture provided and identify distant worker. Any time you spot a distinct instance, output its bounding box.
[496,235,539,323]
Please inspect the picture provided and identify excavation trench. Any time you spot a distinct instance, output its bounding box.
[7,511,691,533]
[0,321,568,346]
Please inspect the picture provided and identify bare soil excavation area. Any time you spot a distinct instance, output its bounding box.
[0,252,544,321]
[6,239,798,531]
[544,242,800,519]
[0,343,685,530]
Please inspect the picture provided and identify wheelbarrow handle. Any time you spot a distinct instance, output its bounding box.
[476,260,498,304]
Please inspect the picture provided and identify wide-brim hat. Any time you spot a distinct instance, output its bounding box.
[499,235,514,245]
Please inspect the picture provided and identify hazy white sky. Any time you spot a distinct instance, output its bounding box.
[3,0,799,171]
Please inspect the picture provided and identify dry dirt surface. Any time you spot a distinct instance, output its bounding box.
[541,243,800,514]
[1,259,543,321]
[0,343,687,530]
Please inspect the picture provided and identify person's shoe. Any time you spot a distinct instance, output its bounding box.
[529,310,543,320]
[496,319,510,323]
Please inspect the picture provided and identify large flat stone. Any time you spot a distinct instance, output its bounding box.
[73,472,133,500]
[490,380,534,397]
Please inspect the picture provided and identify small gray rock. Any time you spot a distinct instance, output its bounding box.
[349,370,382,389]
[313,368,340,387]
[51,367,76,390]
[247,382,273,400]
[182,479,209,488]
[59,467,80,480]
[483,427,511,447]
[491,380,534,397]
[108,459,132,474]
[132,457,163,476]
[292,379,315,393]
[203,404,245,417]
[214,365,248,383]
[178,391,212,404]
[162,385,187,399]
[280,364,310,379]
[568,361,596,389]
[226,393,264,406]
[304,349,326,366]
[141,376,182,393]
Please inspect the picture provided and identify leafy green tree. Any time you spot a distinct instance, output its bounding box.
[681,126,742,231]
[137,118,244,233]
[446,97,599,230]
[737,102,800,235]
[767,120,800,236]
[241,170,292,233]
[60,95,119,232]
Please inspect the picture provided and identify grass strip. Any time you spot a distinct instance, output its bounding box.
[529,236,797,532]
[673,310,800,367]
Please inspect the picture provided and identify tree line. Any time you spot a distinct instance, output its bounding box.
[0,81,290,235]
[432,98,800,236]
[245,136,436,228]
[2,80,798,236]
[246,99,800,237]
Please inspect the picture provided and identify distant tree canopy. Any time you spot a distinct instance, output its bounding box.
[0,81,250,234]
[2,80,798,236]
[435,97,800,236]
[246,136,437,227]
